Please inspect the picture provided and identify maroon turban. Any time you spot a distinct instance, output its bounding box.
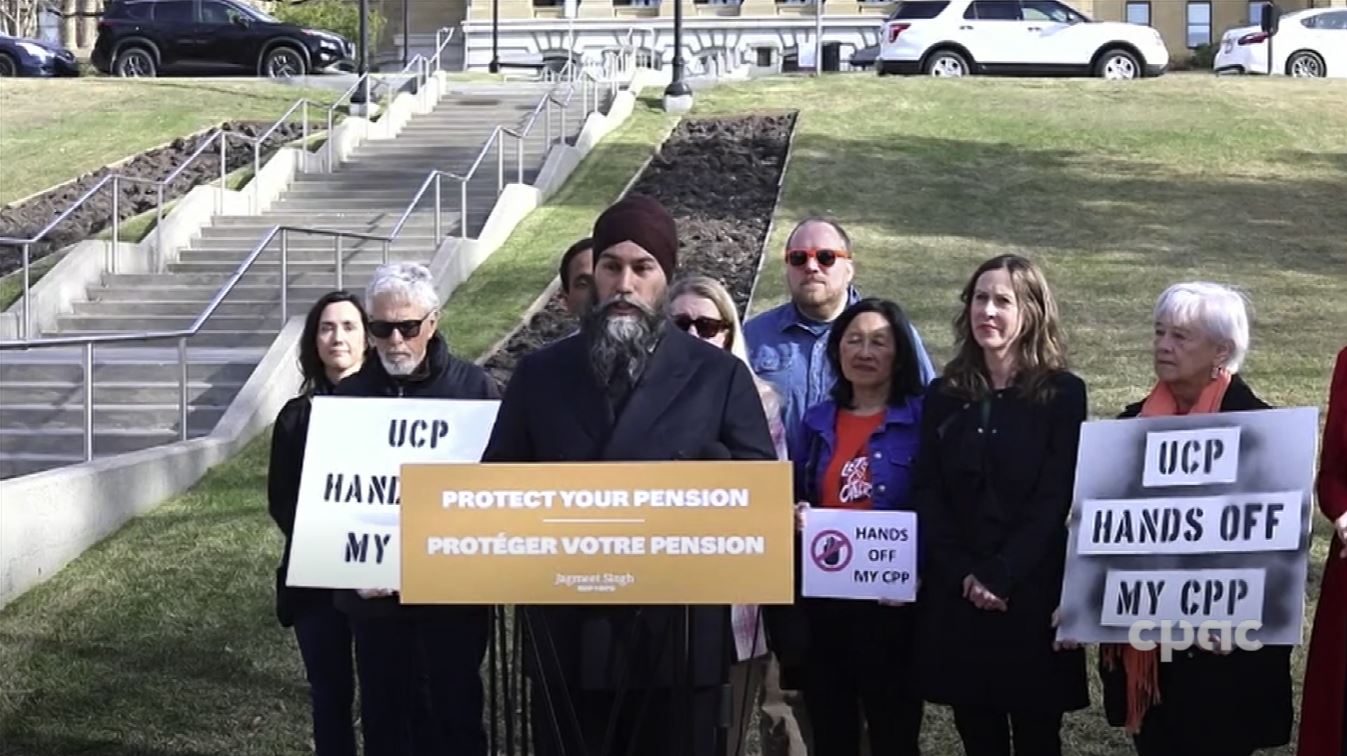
[591,194,678,281]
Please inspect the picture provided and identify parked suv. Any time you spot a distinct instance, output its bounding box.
[876,0,1169,79]
[92,0,355,78]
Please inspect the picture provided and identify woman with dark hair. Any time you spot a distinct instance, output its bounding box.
[787,297,927,756]
[267,290,370,756]
[912,254,1089,756]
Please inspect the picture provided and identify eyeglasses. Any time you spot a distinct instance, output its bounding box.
[785,248,852,268]
[673,315,729,339]
[369,312,433,339]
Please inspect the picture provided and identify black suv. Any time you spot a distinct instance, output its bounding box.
[92,0,355,77]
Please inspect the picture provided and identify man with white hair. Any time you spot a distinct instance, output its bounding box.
[333,261,500,756]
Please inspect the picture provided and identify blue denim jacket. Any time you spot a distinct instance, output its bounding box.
[743,286,937,438]
[788,394,924,511]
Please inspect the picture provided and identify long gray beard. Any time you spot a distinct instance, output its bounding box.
[582,294,663,390]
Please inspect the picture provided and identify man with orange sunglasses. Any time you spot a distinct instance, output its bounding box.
[745,216,935,437]
[742,216,935,756]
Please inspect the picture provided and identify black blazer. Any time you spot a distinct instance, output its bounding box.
[1100,374,1294,752]
[482,326,778,695]
[484,327,776,464]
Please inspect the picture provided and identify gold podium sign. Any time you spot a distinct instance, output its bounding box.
[399,460,795,605]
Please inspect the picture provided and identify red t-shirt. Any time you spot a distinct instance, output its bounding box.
[821,410,885,510]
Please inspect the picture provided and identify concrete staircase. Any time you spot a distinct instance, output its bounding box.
[0,80,596,479]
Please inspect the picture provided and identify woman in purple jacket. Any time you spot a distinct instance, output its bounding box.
[787,297,927,756]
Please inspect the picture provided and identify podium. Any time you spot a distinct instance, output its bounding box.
[399,460,794,756]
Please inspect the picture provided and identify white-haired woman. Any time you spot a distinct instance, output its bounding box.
[1099,282,1293,756]
[666,275,799,756]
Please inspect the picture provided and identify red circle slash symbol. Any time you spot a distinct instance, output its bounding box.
[810,529,852,573]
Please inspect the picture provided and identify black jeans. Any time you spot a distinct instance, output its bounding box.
[351,613,488,756]
[294,604,357,756]
[799,600,922,756]
[802,662,922,756]
[951,707,1063,756]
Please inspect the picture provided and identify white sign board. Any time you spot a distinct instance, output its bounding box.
[801,509,918,602]
[1056,407,1318,646]
[286,396,500,590]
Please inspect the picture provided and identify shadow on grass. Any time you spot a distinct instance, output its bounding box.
[778,132,1347,278]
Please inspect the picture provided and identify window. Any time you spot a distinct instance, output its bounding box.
[154,0,196,22]
[965,0,1021,20]
[1021,0,1085,23]
[1126,1,1150,26]
[1186,1,1212,46]
[1248,0,1270,24]
[106,1,152,19]
[756,47,773,67]
[889,1,950,19]
[1304,9,1347,28]
[201,1,243,25]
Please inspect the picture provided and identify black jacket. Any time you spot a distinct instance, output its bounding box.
[1100,374,1294,751]
[912,370,1091,712]
[482,326,777,750]
[268,387,331,627]
[332,333,501,619]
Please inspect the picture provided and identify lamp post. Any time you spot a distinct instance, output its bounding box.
[489,0,501,72]
[662,0,691,111]
[351,0,372,112]
[402,0,410,67]
[814,0,823,76]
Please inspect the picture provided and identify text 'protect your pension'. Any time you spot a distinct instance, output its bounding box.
[441,488,752,509]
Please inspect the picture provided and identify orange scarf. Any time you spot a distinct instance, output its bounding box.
[1100,369,1233,733]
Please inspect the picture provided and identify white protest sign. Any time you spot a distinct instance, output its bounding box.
[286,396,499,590]
[801,508,918,602]
[1056,406,1318,646]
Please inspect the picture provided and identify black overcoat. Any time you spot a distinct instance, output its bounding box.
[482,326,778,756]
[911,371,1091,713]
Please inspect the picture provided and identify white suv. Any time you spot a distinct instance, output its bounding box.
[876,0,1170,79]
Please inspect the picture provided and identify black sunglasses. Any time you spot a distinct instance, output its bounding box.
[785,248,852,268]
[673,315,729,339]
[369,312,432,339]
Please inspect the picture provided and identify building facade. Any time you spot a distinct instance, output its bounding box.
[437,0,1344,71]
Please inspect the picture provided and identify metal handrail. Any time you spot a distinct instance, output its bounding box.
[0,38,633,466]
[0,222,391,462]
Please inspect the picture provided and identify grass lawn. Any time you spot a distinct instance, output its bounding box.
[723,72,1346,755]
[0,78,337,205]
[0,75,1342,755]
